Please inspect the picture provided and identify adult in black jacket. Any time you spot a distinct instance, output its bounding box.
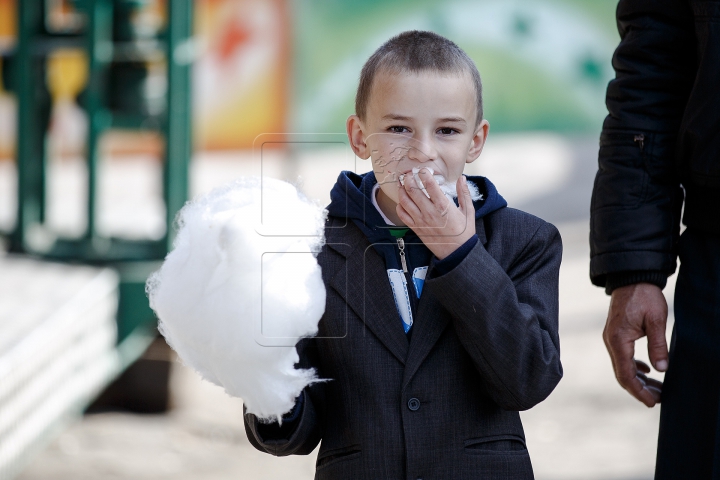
[590,0,720,477]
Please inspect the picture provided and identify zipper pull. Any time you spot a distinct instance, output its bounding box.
[634,134,645,152]
[397,237,408,273]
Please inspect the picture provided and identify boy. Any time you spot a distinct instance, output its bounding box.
[244,30,562,479]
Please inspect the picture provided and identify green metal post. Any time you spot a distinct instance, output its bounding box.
[11,0,51,252]
[85,0,114,241]
[164,1,193,250]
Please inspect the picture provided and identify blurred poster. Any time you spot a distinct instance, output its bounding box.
[0,0,290,157]
[194,0,290,150]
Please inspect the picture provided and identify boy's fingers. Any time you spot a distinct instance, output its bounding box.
[418,168,444,205]
[396,204,415,226]
[458,176,474,219]
[398,178,422,219]
[456,176,466,209]
[455,177,467,229]
[404,172,431,204]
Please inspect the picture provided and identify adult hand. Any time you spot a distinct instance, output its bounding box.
[603,283,668,407]
[396,168,475,260]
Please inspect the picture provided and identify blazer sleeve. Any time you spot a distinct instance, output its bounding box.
[425,222,563,411]
[589,0,695,289]
[243,338,324,456]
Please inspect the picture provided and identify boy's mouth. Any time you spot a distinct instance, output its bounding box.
[394,167,481,202]
[395,168,483,202]
[398,167,447,199]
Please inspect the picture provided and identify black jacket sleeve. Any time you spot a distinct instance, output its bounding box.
[590,0,696,290]
[243,338,324,456]
[244,388,321,456]
[426,221,563,411]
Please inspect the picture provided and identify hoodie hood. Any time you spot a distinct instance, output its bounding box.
[326,170,507,336]
[327,170,507,241]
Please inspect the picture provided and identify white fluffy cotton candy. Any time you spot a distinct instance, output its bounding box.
[147,177,327,422]
[399,167,483,202]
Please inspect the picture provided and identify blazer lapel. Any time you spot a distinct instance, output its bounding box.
[326,224,408,364]
[401,216,488,389]
[476,215,487,246]
[401,292,448,389]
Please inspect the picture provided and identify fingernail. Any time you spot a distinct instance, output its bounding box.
[656,360,668,372]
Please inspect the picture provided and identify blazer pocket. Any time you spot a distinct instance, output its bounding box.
[464,434,528,456]
[316,444,362,470]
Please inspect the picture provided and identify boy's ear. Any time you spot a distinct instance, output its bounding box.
[346,115,371,160]
[466,119,490,164]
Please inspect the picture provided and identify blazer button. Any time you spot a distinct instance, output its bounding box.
[407,398,420,411]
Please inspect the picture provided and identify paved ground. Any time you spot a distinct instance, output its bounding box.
[7,133,675,479]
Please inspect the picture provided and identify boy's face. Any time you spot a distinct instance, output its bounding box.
[347,70,489,205]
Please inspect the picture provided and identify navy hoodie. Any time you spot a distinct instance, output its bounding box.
[326,171,507,337]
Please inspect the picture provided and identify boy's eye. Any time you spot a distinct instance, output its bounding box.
[438,127,459,135]
[388,126,410,134]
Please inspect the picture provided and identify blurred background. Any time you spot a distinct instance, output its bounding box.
[0,0,672,479]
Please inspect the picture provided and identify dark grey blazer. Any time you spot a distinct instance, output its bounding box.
[245,207,563,480]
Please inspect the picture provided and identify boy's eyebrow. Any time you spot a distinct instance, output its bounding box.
[382,114,412,121]
[438,116,467,124]
[381,114,467,124]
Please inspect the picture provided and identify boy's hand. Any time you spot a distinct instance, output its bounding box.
[396,168,476,260]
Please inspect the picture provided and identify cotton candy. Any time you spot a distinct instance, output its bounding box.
[399,167,483,202]
[146,177,327,422]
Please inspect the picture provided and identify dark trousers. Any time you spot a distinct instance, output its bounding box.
[656,228,720,479]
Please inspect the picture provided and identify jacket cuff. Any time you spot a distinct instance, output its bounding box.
[431,235,479,277]
[605,271,667,295]
[254,392,304,441]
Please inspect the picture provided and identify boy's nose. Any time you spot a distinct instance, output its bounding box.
[407,136,438,163]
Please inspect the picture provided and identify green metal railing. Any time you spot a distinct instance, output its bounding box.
[1,0,193,344]
[7,0,191,263]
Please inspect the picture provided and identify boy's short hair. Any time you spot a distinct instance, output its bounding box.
[356,30,483,125]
